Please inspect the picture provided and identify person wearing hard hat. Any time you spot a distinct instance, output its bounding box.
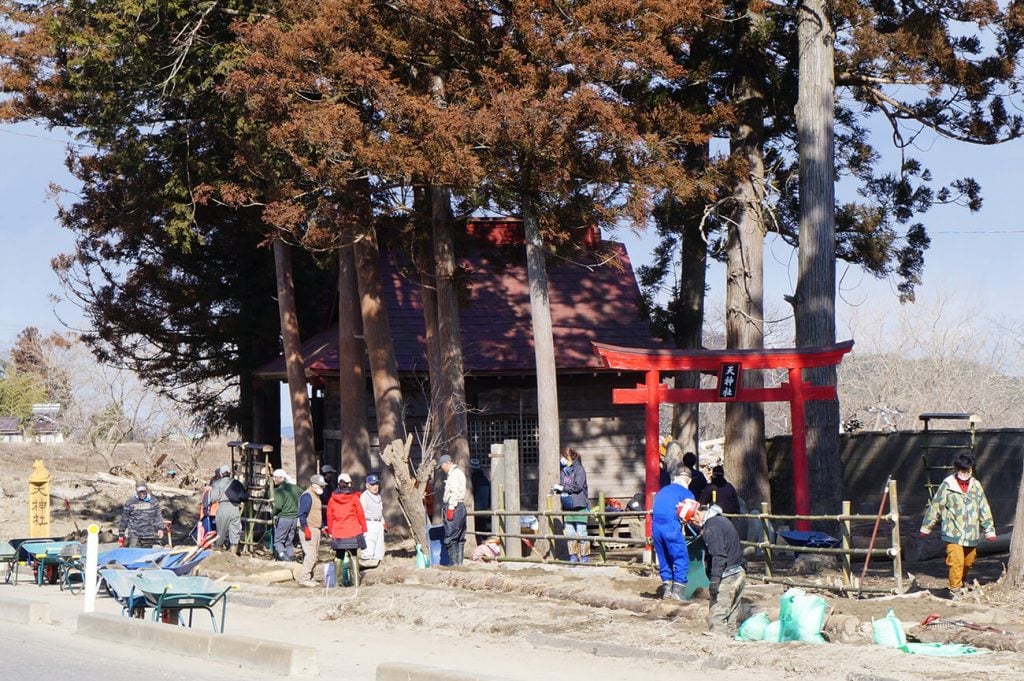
[650,458,697,600]
[118,482,167,547]
[360,473,386,564]
[272,469,302,561]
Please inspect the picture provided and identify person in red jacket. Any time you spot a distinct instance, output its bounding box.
[326,473,368,554]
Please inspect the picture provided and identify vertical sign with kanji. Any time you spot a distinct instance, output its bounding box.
[28,459,51,538]
[717,363,742,400]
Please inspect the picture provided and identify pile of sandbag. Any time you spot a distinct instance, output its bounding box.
[736,588,828,643]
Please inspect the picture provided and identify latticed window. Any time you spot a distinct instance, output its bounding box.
[468,416,539,466]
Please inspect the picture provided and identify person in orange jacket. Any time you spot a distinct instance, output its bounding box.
[326,473,367,555]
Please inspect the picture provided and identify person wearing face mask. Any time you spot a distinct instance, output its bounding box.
[118,482,167,547]
[552,447,590,563]
[920,453,997,599]
[297,474,327,586]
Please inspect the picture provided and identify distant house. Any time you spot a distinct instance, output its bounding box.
[0,417,20,443]
[257,218,664,503]
[28,414,64,444]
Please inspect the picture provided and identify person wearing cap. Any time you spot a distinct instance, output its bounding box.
[692,504,745,634]
[118,482,167,548]
[360,473,386,564]
[326,473,368,569]
[319,464,338,507]
[650,457,697,600]
[699,465,741,515]
[297,474,327,586]
[921,453,997,598]
[438,454,467,566]
[208,464,244,553]
[271,469,302,561]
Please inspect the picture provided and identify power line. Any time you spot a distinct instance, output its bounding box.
[929,229,1024,235]
[0,126,96,150]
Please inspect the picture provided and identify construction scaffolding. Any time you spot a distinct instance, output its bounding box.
[226,441,275,555]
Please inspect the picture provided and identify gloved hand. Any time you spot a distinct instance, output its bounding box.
[117,536,126,548]
[446,508,454,521]
[551,484,564,493]
[304,527,312,541]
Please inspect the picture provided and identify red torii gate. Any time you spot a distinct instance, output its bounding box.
[593,339,854,532]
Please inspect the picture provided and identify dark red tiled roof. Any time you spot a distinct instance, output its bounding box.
[258,240,664,378]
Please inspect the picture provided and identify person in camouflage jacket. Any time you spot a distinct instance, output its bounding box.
[920,453,996,595]
[118,482,167,547]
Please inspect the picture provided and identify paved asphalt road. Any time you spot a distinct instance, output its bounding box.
[0,619,283,680]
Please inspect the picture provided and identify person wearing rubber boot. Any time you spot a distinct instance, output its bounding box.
[438,454,467,566]
[651,458,697,600]
[920,453,997,599]
[693,504,746,634]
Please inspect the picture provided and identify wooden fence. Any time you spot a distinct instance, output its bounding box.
[467,479,905,596]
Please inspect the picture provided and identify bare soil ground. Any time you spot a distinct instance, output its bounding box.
[2,442,1022,680]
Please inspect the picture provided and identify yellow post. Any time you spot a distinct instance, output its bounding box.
[28,460,51,538]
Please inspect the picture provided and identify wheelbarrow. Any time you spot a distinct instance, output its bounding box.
[130,572,231,633]
[17,540,82,586]
[100,567,177,618]
[1,541,15,584]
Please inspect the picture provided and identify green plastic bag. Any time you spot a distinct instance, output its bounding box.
[415,543,430,569]
[736,612,771,641]
[872,608,908,650]
[763,619,782,643]
[904,642,989,657]
[779,588,827,643]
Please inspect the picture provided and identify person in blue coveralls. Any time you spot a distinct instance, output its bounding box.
[651,459,699,600]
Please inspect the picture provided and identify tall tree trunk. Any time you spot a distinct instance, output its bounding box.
[723,12,769,509]
[337,244,370,477]
[795,0,842,516]
[521,195,561,506]
[415,225,446,524]
[273,237,316,482]
[1004,459,1024,590]
[250,376,282,468]
[671,138,710,454]
[431,188,473,519]
[353,222,409,534]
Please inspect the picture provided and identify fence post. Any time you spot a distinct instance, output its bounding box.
[489,443,505,548]
[503,439,522,559]
[760,501,774,579]
[888,479,903,594]
[596,492,607,564]
[840,500,852,588]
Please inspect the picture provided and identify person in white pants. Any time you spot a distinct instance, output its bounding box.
[360,474,386,563]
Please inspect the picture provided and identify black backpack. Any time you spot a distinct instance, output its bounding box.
[225,479,249,503]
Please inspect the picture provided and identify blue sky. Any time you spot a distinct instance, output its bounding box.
[3,119,1023,351]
